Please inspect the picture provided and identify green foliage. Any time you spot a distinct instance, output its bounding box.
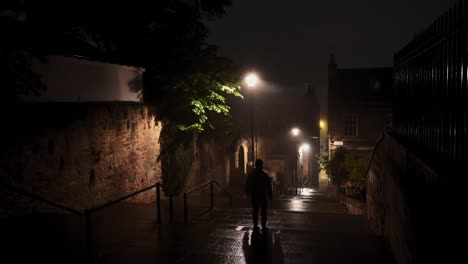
[175,72,243,132]
[328,147,369,184]
[0,4,46,102]
[1,1,241,132]
[2,0,242,191]
[344,154,369,182]
[329,147,349,185]
[318,152,329,172]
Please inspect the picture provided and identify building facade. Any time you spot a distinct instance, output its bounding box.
[328,55,393,162]
[232,85,321,191]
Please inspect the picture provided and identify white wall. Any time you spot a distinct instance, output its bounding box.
[28,55,143,102]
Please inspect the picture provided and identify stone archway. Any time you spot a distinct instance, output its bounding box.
[234,137,249,174]
[238,146,245,174]
[231,137,249,187]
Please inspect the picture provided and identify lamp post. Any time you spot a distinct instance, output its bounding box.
[291,127,300,195]
[307,136,319,187]
[299,143,310,191]
[245,73,258,167]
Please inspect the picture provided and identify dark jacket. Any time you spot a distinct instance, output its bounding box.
[245,168,273,201]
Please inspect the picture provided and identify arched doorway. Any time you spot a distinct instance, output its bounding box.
[238,146,245,174]
[231,137,249,187]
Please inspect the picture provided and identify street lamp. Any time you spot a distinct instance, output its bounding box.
[291,127,300,137]
[300,143,311,152]
[245,73,258,167]
[298,143,311,190]
[290,127,301,195]
[319,120,326,130]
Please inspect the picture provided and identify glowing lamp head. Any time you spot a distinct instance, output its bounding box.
[291,127,300,136]
[245,73,258,88]
[301,143,311,152]
[319,120,325,129]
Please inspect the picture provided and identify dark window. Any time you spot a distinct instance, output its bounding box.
[344,114,358,136]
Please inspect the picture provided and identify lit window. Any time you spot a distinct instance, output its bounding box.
[344,114,358,136]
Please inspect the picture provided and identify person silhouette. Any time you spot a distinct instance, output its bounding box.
[245,159,273,229]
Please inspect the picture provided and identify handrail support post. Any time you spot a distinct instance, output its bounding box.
[210,181,214,210]
[184,193,188,223]
[157,183,161,224]
[169,194,174,224]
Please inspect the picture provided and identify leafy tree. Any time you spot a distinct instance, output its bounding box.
[2,0,240,129]
[1,0,242,192]
[329,146,369,193]
[328,147,349,185]
[0,1,45,102]
[318,152,329,173]
[344,154,369,182]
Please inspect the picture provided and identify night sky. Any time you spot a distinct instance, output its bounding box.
[208,0,457,113]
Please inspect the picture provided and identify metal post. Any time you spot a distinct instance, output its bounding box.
[169,195,173,224]
[84,209,95,264]
[250,88,255,164]
[210,181,214,209]
[156,184,161,224]
[184,192,188,223]
[296,144,299,195]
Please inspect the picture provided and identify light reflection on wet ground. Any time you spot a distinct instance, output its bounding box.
[5,188,392,263]
[283,188,348,213]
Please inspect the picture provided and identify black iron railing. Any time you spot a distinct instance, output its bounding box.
[183,179,232,223]
[393,0,468,171]
[2,182,173,264]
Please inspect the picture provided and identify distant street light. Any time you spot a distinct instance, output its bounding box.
[291,127,300,137]
[290,127,301,195]
[245,73,259,166]
[300,143,311,152]
[319,120,326,129]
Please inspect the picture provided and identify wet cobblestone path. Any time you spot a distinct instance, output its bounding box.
[94,188,394,264]
[2,188,394,263]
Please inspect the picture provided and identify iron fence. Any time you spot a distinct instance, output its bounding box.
[393,0,468,170]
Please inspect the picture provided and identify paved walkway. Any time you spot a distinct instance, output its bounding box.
[1,188,394,263]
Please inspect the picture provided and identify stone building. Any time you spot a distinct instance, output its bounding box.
[231,84,321,192]
[327,54,393,161]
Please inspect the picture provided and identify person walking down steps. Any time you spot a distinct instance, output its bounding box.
[245,159,273,229]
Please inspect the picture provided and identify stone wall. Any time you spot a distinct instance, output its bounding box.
[185,137,230,192]
[0,102,162,211]
[367,133,442,264]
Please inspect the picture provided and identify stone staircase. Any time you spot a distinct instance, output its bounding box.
[1,189,394,264]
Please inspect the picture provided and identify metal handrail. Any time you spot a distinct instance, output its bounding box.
[183,179,232,223]
[158,183,171,196]
[2,184,84,216]
[2,181,174,264]
[89,184,158,213]
[88,183,173,222]
[365,133,386,181]
[213,181,232,201]
[185,180,214,194]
